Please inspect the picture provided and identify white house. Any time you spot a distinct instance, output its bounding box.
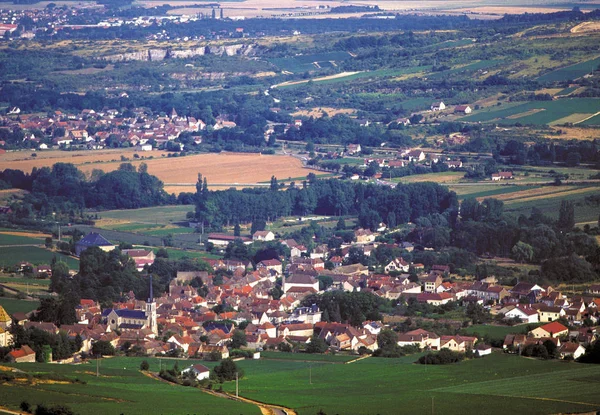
[504,306,539,324]
[431,101,446,111]
[384,257,410,273]
[182,364,211,381]
[253,231,275,242]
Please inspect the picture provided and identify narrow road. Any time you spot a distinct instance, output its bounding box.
[145,371,296,415]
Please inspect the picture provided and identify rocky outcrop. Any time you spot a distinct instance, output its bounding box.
[103,44,256,62]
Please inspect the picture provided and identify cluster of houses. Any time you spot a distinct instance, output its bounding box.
[0,108,236,151]
[3,226,599,363]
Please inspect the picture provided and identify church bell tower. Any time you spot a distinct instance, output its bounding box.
[146,275,158,335]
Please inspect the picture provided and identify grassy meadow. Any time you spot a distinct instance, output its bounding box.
[0,357,258,415]
[220,353,600,415]
[461,98,600,125]
[0,297,40,314]
[0,246,79,269]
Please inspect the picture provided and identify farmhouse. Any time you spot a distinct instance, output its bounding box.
[454,105,472,114]
[253,230,275,242]
[431,101,446,111]
[182,364,211,381]
[347,144,362,155]
[491,171,514,181]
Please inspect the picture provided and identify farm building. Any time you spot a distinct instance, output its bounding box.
[491,171,513,181]
[207,233,252,246]
[75,232,115,257]
[431,101,446,111]
[347,144,361,154]
[253,230,275,242]
[454,105,472,114]
[182,364,211,381]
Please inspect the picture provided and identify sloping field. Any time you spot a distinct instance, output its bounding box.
[502,186,598,205]
[397,171,464,184]
[0,246,79,269]
[537,56,600,82]
[0,149,168,173]
[0,357,258,415]
[580,112,600,126]
[1,151,324,189]
[270,51,352,73]
[77,153,323,187]
[461,98,600,125]
[219,353,600,415]
[451,185,538,199]
[484,185,578,202]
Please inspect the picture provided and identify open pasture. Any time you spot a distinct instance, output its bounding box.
[0,357,258,415]
[536,56,600,82]
[95,205,192,226]
[450,185,538,200]
[221,353,600,415]
[0,233,46,246]
[0,297,40,314]
[269,51,352,73]
[504,186,600,223]
[461,98,600,125]
[396,171,464,184]
[0,246,79,269]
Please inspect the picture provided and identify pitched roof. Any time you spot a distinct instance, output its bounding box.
[539,321,569,334]
[77,232,112,247]
[0,305,10,323]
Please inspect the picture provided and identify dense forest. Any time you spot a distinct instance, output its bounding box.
[0,162,169,218]
[194,174,458,229]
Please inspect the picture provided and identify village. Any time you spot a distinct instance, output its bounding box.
[1,226,598,366]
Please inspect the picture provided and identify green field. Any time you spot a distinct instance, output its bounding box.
[3,354,600,414]
[163,247,221,260]
[504,187,600,223]
[95,205,193,225]
[0,233,45,246]
[0,357,258,415]
[0,246,79,269]
[580,113,600,126]
[270,51,352,73]
[537,56,600,82]
[0,297,40,314]
[452,185,539,200]
[219,353,600,415]
[556,86,579,96]
[428,59,503,80]
[260,351,356,363]
[460,98,600,125]
[462,323,541,342]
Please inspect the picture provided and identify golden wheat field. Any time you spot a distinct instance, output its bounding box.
[0,150,324,191]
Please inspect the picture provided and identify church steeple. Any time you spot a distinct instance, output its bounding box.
[148,275,154,303]
[146,275,157,335]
